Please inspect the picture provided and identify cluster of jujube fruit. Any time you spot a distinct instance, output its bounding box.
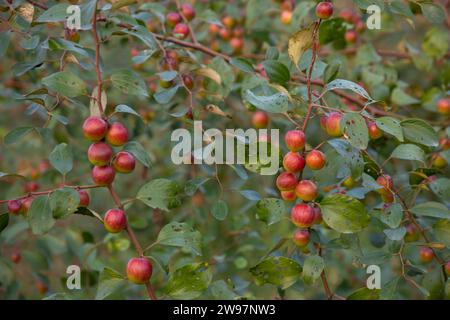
[274,129,327,248]
[82,116,152,284]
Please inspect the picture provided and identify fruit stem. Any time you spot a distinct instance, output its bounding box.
[91,1,104,116]
[106,184,158,300]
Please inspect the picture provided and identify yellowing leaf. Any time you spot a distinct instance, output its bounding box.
[90,86,107,117]
[17,3,34,23]
[288,25,314,66]
[195,68,221,85]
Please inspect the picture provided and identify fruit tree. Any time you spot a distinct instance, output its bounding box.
[0,0,449,300]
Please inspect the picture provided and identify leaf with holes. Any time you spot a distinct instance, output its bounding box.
[250,256,302,289]
[303,255,325,285]
[325,79,372,100]
[244,89,288,113]
[137,179,182,211]
[342,113,369,150]
[255,198,285,225]
[111,70,148,97]
[375,117,403,142]
[391,144,425,163]
[401,119,438,147]
[165,263,212,299]
[411,202,450,220]
[42,71,86,97]
[156,222,202,255]
[320,194,370,233]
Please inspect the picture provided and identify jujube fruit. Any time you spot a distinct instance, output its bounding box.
[181,3,195,21]
[316,2,333,20]
[173,23,190,39]
[126,257,153,284]
[295,180,318,202]
[82,116,108,141]
[293,229,310,247]
[78,190,90,207]
[113,151,136,174]
[283,152,305,173]
[419,246,434,263]
[281,190,296,201]
[291,203,315,228]
[325,112,343,137]
[276,172,298,191]
[104,208,127,233]
[106,122,129,146]
[92,166,115,186]
[252,111,269,129]
[305,150,326,170]
[284,130,305,151]
[87,142,113,166]
[8,200,22,215]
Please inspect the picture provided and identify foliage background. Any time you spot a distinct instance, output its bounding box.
[0,0,449,300]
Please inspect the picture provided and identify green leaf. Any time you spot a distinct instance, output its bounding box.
[355,44,382,66]
[391,87,420,106]
[380,203,403,228]
[0,213,9,233]
[320,194,370,233]
[433,219,450,248]
[36,3,69,22]
[401,119,438,147]
[154,85,180,104]
[120,25,157,49]
[375,117,404,142]
[347,287,380,300]
[384,227,406,241]
[244,89,288,113]
[389,0,414,18]
[422,27,450,59]
[49,143,73,175]
[391,144,425,163]
[411,202,450,219]
[114,104,142,118]
[210,280,239,300]
[421,3,445,24]
[137,179,182,211]
[250,256,302,289]
[28,196,55,235]
[50,188,80,219]
[96,267,126,300]
[325,79,372,100]
[42,72,87,97]
[380,277,400,300]
[157,71,178,82]
[255,198,285,225]
[342,113,369,150]
[184,178,209,196]
[430,178,450,201]
[261,60,290,85]
[157,222,202,255]
[230,58,254,73]
[211,200,228,221]
[0,31,12,57]
[123,141,151,168]
[165,263,212,299]
[302,255,325,285]
[239,190,261,201]
[4,127,34,145]
[319,18,346,46]
[111,70,148,97]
